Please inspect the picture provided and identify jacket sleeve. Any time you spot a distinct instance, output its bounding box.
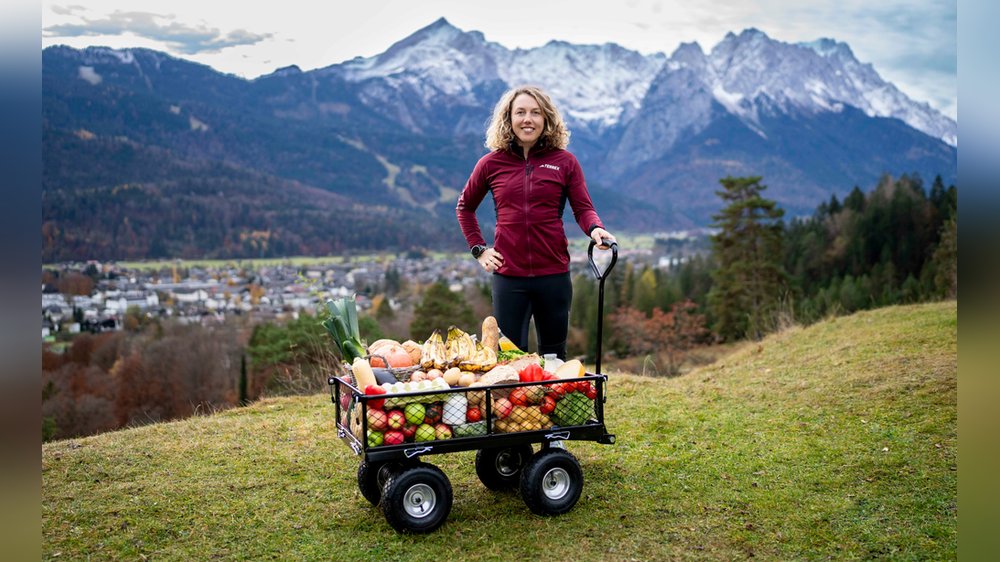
[456,154,491,248]
[565,154,604,236]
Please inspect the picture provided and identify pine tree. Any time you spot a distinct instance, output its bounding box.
[632,267,658,315]
[931,215,957,299]
[707,176,787,341]
[410,280,476,340]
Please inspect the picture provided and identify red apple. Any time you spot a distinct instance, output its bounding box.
[383,430,405,445]
[386,409,406,430]
[402,424,417,440]
[434,423,452,440]
[493,397,513,419]
[367,406,389,431]
[466,406,482,423]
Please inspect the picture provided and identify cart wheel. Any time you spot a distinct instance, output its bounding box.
[380,463,452,534]
[357,460,400,506]
[519,449,583,516]
[475,445,533,491]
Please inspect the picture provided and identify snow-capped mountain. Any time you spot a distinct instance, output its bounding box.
[324,19,954,147]
[324,18,665,136]
[502,41,666,132]
[42,18,957,259]
[701,29,956,146]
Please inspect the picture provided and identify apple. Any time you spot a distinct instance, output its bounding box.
[415,423,436,442]
[386,409,406,430]
[404,403,426,426]
[367,430,384,448]
[383,430,405,445]
[423,403,442,424]
[434,423,452,440]
[367,406,389,431]
[466,406,482,423]
[493,397,513,419]
[402,423,417,440]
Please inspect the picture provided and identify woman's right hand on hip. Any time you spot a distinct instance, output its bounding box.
[478,248,504,273]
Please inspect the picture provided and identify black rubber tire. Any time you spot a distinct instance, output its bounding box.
[475,445,534,491]
[357,460,400,506]
[518,449,584,516]
[380,463,453,534]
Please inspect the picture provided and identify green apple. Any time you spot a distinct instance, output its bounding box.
[415,423,436,442]
[404,403,426,426]
[367,430,384,448]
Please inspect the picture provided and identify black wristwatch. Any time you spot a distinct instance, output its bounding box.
[471,245,487,259]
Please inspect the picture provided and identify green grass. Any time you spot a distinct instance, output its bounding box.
[107,254,406,271]
[42,301,956,560]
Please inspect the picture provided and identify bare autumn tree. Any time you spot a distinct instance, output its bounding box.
[610,299,707,376]
[43,319,246,441]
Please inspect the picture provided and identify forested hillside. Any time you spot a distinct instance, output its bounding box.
[42,173,957,440]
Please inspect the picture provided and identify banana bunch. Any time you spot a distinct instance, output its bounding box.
[445,326,476,367]
[420,330,447,370]
[459,340,498,372]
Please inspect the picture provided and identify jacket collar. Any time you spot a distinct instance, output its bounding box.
[507,140,550,160]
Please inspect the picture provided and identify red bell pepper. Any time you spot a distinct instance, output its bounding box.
[519,363,545,383]
[364,384,387,410]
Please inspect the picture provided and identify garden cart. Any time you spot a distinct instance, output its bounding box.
[328,240,619,533]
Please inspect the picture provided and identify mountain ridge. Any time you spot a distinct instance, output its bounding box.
[42,20,956,260]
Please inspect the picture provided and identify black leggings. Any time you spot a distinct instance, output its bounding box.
[492,272,572,360]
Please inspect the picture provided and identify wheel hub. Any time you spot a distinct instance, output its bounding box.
[403,483,436,519]
[495,450,521,477]
[542,467,570,500]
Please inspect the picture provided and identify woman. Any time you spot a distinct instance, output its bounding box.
[456,85,615,359]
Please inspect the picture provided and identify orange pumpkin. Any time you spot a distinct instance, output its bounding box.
[369,343,414,369]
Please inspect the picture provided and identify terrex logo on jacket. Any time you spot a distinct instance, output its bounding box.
[456,145,604,277]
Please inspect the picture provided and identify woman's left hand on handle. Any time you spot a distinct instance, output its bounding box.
[590,228,616,250]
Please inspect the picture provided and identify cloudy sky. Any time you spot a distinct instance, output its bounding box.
[42,0,957,119]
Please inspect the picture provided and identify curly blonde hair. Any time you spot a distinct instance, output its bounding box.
[484,85,570,152]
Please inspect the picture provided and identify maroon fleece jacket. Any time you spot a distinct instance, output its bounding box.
[456,145,604,277]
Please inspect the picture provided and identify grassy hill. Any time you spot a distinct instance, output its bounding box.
[42,302,956,560]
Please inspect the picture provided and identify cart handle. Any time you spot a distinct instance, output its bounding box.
[587,239,618,280]
[587,239,618,375]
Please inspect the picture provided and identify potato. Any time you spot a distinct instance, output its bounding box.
[443,367,462,386]
[458,372,476,387]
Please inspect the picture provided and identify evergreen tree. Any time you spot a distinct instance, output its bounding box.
[844,186,866,212]
[931,215,958,299]
[632,267,658,315]
[410,280,476,340]
[707,176,787,341]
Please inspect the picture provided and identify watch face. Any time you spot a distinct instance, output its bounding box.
[472,245,486,258]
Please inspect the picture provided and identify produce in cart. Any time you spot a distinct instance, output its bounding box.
[327,238,619,534]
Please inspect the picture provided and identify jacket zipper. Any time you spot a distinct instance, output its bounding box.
[524,157,533,275]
